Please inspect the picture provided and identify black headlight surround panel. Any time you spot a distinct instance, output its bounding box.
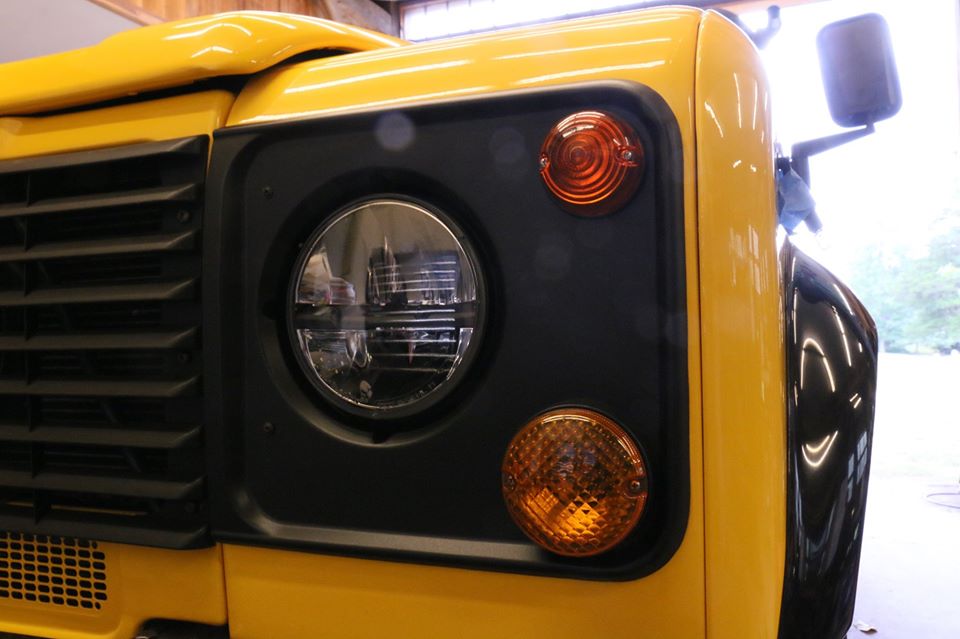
[204,81,688,580]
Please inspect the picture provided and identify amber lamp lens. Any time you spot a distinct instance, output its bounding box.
[501,409,648,557]
[539,111,644,216]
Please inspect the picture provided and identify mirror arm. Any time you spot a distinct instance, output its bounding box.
[790,123,876,186]
[781,123,875,234]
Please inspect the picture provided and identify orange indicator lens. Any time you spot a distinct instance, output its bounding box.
[501,408,648,557]
[539,111,644,217]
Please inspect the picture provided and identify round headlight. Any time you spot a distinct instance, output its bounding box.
[289,199,483,418]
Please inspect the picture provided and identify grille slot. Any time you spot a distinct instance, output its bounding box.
[0,137,208,549]
[0,532,108,610]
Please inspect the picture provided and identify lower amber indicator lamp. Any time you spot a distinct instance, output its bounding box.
[501,408,648,557]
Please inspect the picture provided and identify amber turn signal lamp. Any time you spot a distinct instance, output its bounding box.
[501,408,648,557]
[539,111,644,217]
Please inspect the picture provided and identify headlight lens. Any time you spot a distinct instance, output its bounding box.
[289,199,482,416]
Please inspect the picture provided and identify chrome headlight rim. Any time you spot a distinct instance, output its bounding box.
[286,195,488,421]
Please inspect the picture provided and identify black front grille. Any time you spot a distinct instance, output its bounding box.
[0,137,208,549]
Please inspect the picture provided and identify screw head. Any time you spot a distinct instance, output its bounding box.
[176,210,191,223]
[262,422,276,435]
[627,478,645,496]
[503,473,517,491]
[262,186,274,199]
[620,149,635,162]
[177,352,190,364]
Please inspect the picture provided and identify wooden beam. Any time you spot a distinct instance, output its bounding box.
[86,0,164,24]
[319,0,396,35]
[86,0,395,34]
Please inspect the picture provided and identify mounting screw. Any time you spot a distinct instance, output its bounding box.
[175,210,191,223]
[539,156,549,170]
[627,478,645,496]
[177,352,190,364]
[262,422,276,435]
[262,186,274,199]
[503,473,516,491]
[620,149,635,162]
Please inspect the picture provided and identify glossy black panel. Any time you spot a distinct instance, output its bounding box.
[778,240,878,639]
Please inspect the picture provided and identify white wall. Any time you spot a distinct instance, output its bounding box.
[0,0,139,63]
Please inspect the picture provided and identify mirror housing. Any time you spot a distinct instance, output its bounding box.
[817,13,901,128]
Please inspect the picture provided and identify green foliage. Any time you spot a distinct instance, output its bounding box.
[850,212,960,352]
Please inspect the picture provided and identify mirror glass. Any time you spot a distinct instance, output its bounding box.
[817,13,902,127]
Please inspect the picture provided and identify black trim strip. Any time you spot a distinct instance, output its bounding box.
[0,137,205,175]
[0,470,202,500]
[0,378,199,398]
[0,184,199,220]
[0,511,207,550]
[0,279,196,307]
[0,328,198,351]
[0,423,200,449]
[0,230,197,262]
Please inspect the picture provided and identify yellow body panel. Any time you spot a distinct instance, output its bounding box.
[0,11,403,116]
[0,545,225,639]
[228,8,702,126]
[0,90,234,160]
[220,8,708,639]
[0,7,791,638]
[695,13,786,639]
[223,537,709,639]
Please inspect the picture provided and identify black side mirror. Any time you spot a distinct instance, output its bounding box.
[817,13,901,128]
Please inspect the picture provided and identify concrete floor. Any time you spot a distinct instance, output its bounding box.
[851,354,960,638]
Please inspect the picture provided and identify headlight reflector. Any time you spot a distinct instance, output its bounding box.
[290,199,482,417]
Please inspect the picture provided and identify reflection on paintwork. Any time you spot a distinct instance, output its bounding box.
[190,46,236,59]
[0,12,404,116]
[516,61,666,85]
[833,306,853,366]
[800,337,835,392]
[703,102,725,137]
[802,431,839,469]
[227,8,701,126]
[780,240,879,639]
[493,38,672,61]
[832,282,855,314]
[734,73,742,127]
[266,86,499,121]
[285,60,471,94]
[164,22,256,40]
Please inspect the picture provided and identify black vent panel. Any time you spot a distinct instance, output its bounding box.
[0,137,208,549]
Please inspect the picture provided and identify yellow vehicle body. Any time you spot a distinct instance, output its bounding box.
[0,8,785,639]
